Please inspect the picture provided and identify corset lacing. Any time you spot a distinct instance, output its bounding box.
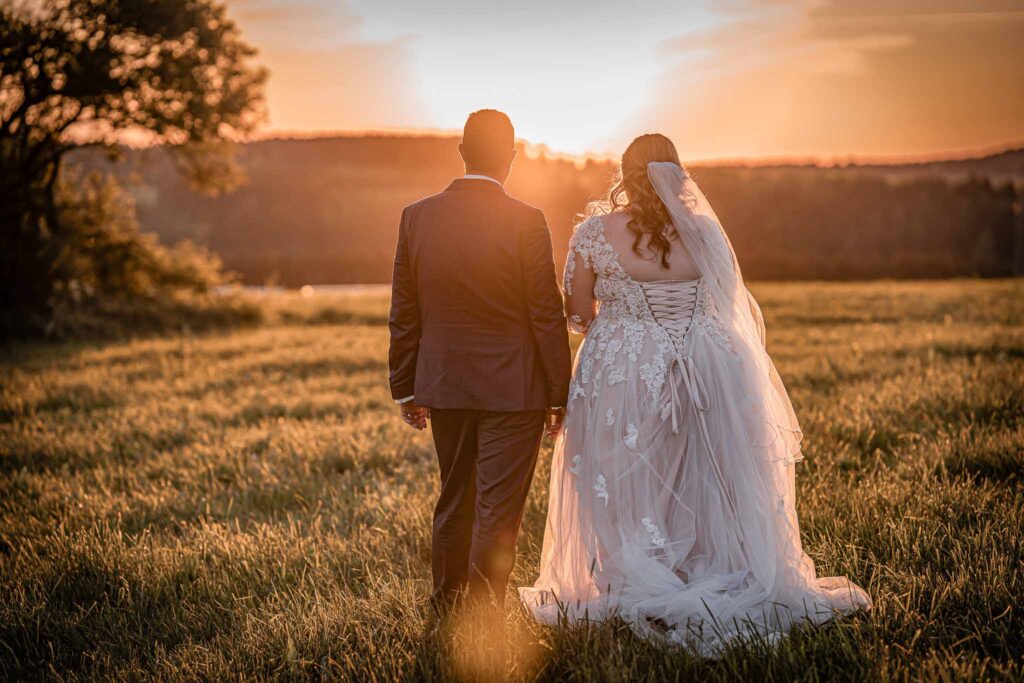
[639,280,699,346]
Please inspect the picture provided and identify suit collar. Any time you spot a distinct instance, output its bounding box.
[446,177,506,194]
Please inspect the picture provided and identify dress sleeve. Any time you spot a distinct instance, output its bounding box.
[563,217,599,335]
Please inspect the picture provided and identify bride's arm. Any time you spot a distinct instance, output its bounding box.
[563,228,597,335]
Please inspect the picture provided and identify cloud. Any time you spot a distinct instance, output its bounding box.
[633,0,1024,159]
[660,1,916,77]
[232,0,365,47]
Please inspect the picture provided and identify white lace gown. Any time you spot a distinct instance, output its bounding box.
[519,215,870,655]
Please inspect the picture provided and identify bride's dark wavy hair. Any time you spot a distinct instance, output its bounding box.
[580,133,681,268]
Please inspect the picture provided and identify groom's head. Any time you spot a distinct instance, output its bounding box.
[459,109,516,183]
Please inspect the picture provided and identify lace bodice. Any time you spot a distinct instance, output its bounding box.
[565,214,651,322]
[564,215,733,348]
[564,215,738,409]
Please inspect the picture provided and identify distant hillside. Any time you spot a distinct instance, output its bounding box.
[74,136,1024,284]
[852,146,1024,183]
[764,146,1024,187]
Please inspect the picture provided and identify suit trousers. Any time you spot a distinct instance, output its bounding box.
[429,408,545,608]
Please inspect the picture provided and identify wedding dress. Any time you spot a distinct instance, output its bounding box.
[519,163,870,655]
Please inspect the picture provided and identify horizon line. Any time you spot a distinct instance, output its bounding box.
[251,127,1024,169]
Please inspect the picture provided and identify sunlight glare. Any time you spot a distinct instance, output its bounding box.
[347,0,716,155]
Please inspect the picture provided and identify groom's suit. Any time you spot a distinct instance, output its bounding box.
[389,176,571,606]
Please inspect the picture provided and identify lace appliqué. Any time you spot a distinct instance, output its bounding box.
[641,518,666,548]
[695,285,738,356]
[594,474,609,506]
[607,368,626,386]
[606,408,615,426]
[584,215,655,323]
[568,314,588,335]
[639,338,673,400]
[579,343,597,385]
[563,255,577,296]
[569,454,582,475]
[625,424,639,450]
[700,318,736,355]
[564,216,614,296]
[622,321,645,362]
[568,317,616,401]
[569,376,586,401]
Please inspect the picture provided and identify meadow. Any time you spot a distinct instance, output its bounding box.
[1,280,1022,681]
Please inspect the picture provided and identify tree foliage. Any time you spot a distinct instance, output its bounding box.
[1,0,266,338]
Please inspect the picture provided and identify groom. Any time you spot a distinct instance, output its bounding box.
[388,109,571,611]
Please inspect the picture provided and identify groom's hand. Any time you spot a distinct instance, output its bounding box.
[399,400,430,430]
[545,407,565,438]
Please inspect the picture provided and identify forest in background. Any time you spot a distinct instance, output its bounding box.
[76,136,1024,285]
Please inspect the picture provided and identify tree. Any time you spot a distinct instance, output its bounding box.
[0,0,266,337]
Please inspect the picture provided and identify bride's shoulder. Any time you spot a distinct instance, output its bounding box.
[571,213,607,244]
[576,210,626,232]
[568,214,606,255]
[575,210,629,242]
[573,213,602,234]
[600,210,631,230]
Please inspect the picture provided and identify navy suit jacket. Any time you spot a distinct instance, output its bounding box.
[388,178,571,410]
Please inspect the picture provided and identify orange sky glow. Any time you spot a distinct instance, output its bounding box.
[231,0,1024,162]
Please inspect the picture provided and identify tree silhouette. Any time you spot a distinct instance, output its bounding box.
[1,0,266,337]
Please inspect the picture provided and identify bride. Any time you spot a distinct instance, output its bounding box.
[519,134,870,654]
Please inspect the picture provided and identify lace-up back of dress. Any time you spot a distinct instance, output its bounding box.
[566,215,708,329]
[639,280,700,349]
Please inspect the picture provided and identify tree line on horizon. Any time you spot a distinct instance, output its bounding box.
[87,135,1023,286]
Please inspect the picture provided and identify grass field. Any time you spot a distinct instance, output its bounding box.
[2,280,1023,681]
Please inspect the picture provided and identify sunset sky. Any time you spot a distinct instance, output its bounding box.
[232,0,1024,161]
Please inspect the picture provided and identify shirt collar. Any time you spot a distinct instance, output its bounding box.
[462,174,504,187]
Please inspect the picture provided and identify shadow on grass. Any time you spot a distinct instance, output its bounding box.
[0,424,195,477]
[180,355,385,401]
[1,549,239,678]
[279,308,388,327]
[943,448,1023,486]
[821,379,1024,473]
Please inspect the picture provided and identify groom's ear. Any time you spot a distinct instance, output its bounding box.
[458,142,467,165]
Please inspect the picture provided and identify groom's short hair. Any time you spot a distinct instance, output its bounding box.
[462,109,514,169]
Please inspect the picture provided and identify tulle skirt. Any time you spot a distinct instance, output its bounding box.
[519,315,870,656]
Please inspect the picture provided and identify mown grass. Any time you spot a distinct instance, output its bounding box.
[1,280,1022,681]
